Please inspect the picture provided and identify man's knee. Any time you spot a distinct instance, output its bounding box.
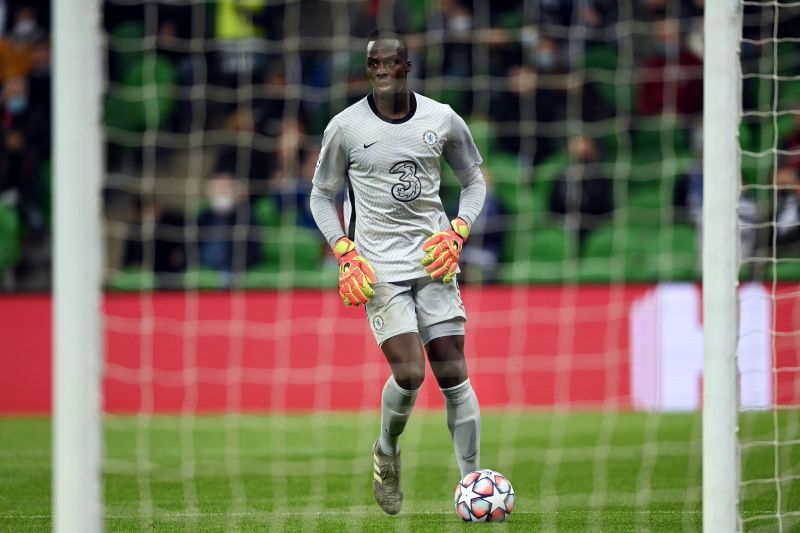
[433,360,467,389]
[382,332,426,391]
[426,336,468,389]
[394,367,425,391]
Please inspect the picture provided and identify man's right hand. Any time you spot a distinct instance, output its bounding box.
[333,237,377,307]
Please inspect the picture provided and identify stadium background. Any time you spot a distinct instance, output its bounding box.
[1,0,800,531]
[0,0,796,291]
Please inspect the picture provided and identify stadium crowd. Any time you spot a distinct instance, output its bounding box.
[2,0,800,290]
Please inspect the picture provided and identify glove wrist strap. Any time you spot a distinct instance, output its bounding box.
[333,237,355,260]
[450,217,470,241]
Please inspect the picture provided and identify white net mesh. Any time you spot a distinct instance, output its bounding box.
[738,1,800,530]
[92,0,799,530]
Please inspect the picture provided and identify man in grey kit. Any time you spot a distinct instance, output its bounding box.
[309,28,486,515]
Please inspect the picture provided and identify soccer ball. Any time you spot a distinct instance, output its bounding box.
[454,469,515,522]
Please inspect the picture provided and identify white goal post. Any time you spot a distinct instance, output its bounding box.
[52,0,103,531]
[702,0,742,532]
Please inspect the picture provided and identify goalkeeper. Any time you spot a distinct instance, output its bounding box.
[310,28,486,516]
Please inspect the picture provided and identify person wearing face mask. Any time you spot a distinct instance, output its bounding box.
[0,7,43,82]
[637,17,703,117]
[195,171,262,285]
[0,75,47,235]
[489,35,578,164]
[531,37,564,75]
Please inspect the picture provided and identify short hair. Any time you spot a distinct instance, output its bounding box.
[367,27,408,59]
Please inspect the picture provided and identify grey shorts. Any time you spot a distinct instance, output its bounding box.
[365,276,467,346]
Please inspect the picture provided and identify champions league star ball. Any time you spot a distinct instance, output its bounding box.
[454,469,515,522]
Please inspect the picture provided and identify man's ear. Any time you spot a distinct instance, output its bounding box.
[406,61,412,74]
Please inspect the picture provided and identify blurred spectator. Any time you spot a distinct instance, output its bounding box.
[195,171,262,284]
[490,35,571,163]
[780,113,800,172]
[637,18,703,117]
[642,0,703,21]
[122,197,186,278]
[211,0,284,87]
[215,105,273,189]
[549,135,614,243]
[271,117,305,182]
[436,0,474,78]
[271,148,319,230]
[531,0,620,33]
[253,61,312,143]
[0,6,43,82]
[673,122,704,224]
[349,1,412,36]
[27,36,49,114]
[774,162,800,247]
[0,76,48,235]
[255,61,297,137]
[674,120,760,260]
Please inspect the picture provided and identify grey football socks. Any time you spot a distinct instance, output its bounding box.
[378,375,420,456]
[441,378,481,478]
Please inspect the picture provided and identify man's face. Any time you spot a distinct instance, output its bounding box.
[366,39,410,95]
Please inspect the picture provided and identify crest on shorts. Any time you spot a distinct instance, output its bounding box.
[373,315,384,331]
[423,130,438,145]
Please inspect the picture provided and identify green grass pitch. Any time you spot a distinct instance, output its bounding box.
[1,411,798,532]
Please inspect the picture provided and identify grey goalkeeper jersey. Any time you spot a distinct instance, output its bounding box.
[310,92,486,282]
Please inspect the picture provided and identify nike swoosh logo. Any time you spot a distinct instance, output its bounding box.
[363,141,378,149]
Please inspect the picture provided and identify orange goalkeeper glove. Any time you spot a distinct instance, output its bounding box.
[421,217,470,284]
[333,237,377,307]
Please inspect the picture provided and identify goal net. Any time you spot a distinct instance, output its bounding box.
[62,0,799,530]
[738,1,800,530]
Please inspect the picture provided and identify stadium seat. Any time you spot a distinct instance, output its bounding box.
[653,223,700,280]
[466,117,496,157]
[778,77,800,109]
[262,227,324,268]
[436,88,468,115]
[182,267,227,290]
[407,0,430,33]
[578,222,699,282]
[487,153,538,216]
[252,196,282,228]
[740,113,795,188]
[105,53,177,134]
[583,45,619,72]
[243,262,338,289]
[534,150,570,185]
[624,184,674,224]
[582,45,633,115]
[0,204,20,276]
[762,261,800,281]
[631,117,690,156]
[498,225,579,283]
[530,150,569,215]
[107,22,146,77]
[106,268,157,292]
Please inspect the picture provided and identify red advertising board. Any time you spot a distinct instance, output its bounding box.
[1,284,798,414]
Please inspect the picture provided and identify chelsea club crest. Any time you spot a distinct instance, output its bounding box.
[423,130,438,145]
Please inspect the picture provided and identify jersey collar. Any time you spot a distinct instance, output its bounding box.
[367,92,417,124]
